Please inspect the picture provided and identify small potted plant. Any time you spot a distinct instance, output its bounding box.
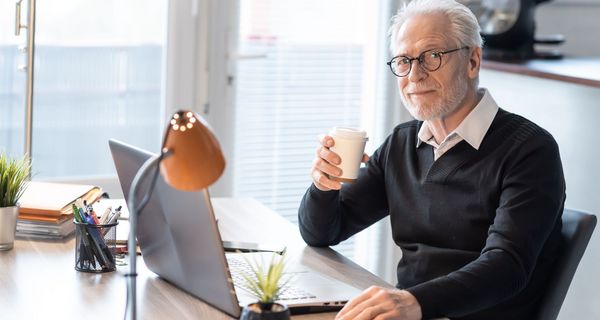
[0,153,31,250]
[240,253,291,320]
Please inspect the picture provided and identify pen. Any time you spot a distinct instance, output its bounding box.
[106,211,121,225]
[114,205,122,219]
[102,209,116,225]
[100,210,121,238]
[99,207,117,236]
[83,200,97,223]
[84,215,113,268]
[89,207,100,224]
[99,206,112,225]
[73,204,96,268]
[79,207,87,219]
[73,204,83,223]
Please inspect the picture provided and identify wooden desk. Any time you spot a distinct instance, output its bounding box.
[0,198,391,320]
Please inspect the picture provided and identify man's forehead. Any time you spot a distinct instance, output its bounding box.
[394,13,452,55]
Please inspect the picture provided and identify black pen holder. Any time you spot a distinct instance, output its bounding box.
[74,221,118,273]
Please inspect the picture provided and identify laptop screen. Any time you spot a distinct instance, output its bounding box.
[109,139,242,318]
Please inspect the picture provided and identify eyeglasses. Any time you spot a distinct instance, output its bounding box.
[386,46,469,77]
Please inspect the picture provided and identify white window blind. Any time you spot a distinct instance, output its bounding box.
[233,0,392,263]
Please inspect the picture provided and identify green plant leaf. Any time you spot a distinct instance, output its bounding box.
[0,153,31,207]
[240,252,287,304]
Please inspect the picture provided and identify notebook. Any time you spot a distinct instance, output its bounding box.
[108,139,362,318]
[19,181,103,217]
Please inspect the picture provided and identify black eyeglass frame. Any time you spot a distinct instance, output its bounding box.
[386,46,470,77]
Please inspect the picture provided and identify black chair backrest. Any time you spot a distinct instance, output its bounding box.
[534,209,597,320]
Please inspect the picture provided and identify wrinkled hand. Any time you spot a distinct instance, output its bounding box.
[335,286,422,320]
[311,135,369,191]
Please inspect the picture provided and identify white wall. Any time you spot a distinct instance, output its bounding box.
[536,1,600,57]
[525,3,600,318]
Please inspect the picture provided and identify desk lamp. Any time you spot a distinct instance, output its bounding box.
[459,0,564,60]
[125,110,225,320]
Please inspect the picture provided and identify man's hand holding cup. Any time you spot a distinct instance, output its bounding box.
[311,127,369,191]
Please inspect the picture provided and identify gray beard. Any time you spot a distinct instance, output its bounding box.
[401,77,469,121]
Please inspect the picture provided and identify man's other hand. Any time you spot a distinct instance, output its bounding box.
[335,286,422,320]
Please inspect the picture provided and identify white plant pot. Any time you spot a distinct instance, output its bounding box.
[0,206,19,250]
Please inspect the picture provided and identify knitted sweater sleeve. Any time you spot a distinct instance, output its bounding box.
[407,134,566,319]
[297,140,390,247]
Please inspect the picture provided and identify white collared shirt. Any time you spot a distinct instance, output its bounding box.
[416,88,499,160]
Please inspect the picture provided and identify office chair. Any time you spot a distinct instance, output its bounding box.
[534,209,597,320]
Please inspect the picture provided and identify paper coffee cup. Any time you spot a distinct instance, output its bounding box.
[329,127,368,182]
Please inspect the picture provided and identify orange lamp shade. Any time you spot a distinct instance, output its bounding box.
[160,110,226,191]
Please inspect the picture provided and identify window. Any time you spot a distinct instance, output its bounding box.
[0,1,26,156]
[1,0,168,179]
[233,0,394,268]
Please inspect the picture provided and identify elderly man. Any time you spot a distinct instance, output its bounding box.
[298,0,565,319]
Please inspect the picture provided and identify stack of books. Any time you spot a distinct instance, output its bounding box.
[17,182,103,239]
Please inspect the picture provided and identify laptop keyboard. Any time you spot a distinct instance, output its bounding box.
[226,255,317,301]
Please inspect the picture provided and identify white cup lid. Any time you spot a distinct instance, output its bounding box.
[330,127,368,140]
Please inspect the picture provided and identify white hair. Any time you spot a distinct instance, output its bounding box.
[389,0,483,55]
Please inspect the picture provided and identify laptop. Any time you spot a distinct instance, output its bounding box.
[108,139,362,318]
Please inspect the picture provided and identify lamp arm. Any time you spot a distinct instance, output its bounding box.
[125,152,163,320]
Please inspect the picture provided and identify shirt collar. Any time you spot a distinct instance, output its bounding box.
[416,88,499,150]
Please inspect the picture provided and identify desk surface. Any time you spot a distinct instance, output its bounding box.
[0,197,391,320]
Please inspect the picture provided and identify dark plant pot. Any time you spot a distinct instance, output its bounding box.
[240,302,291,320]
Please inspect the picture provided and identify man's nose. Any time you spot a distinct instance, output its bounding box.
[407,60,427,82]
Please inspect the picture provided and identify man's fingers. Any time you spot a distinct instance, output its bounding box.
[353,305,387,320]
[317,146,341,165]
[337,288,421,320]
[318,134,335,148]
[336,295,364,318]
[312,170,341,191]
[362,153,370,163]
[336,286,378,319]
[312,134,342,191]
[313,157,342,177]
[338,297,382,320]
[341,293,387,320]
[372,310,398,320]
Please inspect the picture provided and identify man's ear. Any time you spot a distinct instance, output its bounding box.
[467,47,482,80]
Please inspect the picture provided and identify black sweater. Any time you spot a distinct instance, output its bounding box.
[298,109,566,319]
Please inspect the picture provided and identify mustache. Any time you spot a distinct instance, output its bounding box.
[403,84,439,94]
